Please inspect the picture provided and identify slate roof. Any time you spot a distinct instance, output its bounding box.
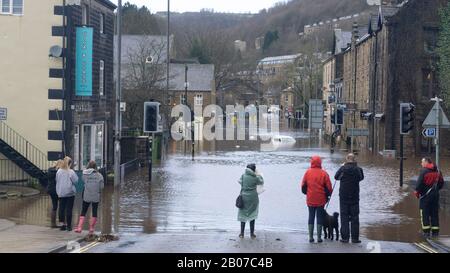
[164,64,215,92]
[114,35,174,65]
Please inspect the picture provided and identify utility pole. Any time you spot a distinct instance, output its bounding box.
[184,64,188,155]
[432,96,442,170]
[114,0,123,187]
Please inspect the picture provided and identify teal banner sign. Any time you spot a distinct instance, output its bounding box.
[75,27,93,96]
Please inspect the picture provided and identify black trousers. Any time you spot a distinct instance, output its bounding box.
[241,220,255,234]
[420,194,439,232]
[308,206,325,225]
[340,201,359,241]
[59,196,75,227]
[49,193,58,212]
[81,201,99,218]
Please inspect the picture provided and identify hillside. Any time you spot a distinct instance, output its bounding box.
[161,0,377,60]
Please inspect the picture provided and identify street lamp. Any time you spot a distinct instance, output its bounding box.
[114,0,123,187]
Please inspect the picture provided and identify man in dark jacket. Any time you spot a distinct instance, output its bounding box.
[414,158,444,237]
[334,153,364,243]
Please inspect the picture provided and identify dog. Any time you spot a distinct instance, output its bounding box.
[323,211,339,240]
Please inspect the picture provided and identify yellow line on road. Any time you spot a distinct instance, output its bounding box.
[70,241,101,253]
[79,242,101,253]
[414,242,438,253]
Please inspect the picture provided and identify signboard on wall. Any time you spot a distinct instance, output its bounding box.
[309,99,324,129]
[75,27,93,96]
[0,108,6,120]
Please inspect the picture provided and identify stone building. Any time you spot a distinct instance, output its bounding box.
[371,0,450,156]
[323,0,450,156]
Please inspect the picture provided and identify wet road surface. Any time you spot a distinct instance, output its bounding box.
[1,131,450,252]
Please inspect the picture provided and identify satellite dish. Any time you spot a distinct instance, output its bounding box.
[49,45,63,57]
[145,56,153,64]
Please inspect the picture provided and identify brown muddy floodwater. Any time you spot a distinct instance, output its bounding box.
[1,131,449,243]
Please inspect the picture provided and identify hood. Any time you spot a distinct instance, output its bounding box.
[245,168,256,176]
[48,167,58,175]
[344,162,358,167]
[425,163,437,171]
[310,156,322,169]
[83,168,95,175]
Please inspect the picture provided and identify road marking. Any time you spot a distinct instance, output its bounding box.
[414,242,438,253]
[80,242,101,253]
[70,241,100,253]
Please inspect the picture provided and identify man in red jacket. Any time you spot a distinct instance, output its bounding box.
[414,157,445,237]
[301,156,333,243]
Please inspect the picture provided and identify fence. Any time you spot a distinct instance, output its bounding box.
[120,158,139,183]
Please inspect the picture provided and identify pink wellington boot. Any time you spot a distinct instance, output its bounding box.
[89,217,97,234]
[74,216,85,233]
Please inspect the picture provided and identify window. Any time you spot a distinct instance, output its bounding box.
[1,0,10,13]
[81,124,104,169]
[422,69,439,98]
[99,13,104,34]
[424,27,438,54]
[180,94,187,105]
[1,0,23,15]
[74,126,80,170]
[195,94,203,106]
[99,60,104,96]
[82,4,89,25]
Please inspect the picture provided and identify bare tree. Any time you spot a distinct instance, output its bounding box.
[122,37,169,129]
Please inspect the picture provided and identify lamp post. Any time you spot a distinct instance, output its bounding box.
[114,0,123,187]
[184,64,188,155]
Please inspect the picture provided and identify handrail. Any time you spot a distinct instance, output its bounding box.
[0,121,51,171]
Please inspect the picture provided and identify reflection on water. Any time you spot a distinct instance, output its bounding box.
[1,131,450,243]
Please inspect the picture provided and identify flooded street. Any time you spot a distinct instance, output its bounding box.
[1,132,450,244]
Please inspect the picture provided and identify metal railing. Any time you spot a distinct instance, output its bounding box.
[0,159,28,184]
[0,121,50,172]
[120,158,139,182]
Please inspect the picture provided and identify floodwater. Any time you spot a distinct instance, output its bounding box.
[1,131,449,243]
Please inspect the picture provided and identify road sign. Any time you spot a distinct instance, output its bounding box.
[347,128,369,137]
[309,99,324,129]
[336,103,347,109]
[0,108,6,120]
[423,101,450,129]
[422,128,436,138]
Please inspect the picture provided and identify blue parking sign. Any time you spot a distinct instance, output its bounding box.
[422,128,436,138]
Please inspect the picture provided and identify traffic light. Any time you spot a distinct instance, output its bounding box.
[400,103,415,135]
[143,102,160,133]
[336,108,344,125]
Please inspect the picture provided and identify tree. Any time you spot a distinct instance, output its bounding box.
[121,2,162,35]
[437,4,450,106]
[122,37,168,129]
[262,30,279,52]
[176,23,237,92]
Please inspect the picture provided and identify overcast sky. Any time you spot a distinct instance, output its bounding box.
[110,0,284,13]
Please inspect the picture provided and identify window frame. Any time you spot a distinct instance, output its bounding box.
[99,60,105,96]
[81,4,89,25]
[0,0,24,16]
[195,94,203,106]
[180,94,187,105]
[99,13,105,34]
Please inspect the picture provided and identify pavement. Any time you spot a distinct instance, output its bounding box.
[0,219,86,253]
[86,230,423,253]
[427,235,450,252]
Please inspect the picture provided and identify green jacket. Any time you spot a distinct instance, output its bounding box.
[237,168,264,222]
